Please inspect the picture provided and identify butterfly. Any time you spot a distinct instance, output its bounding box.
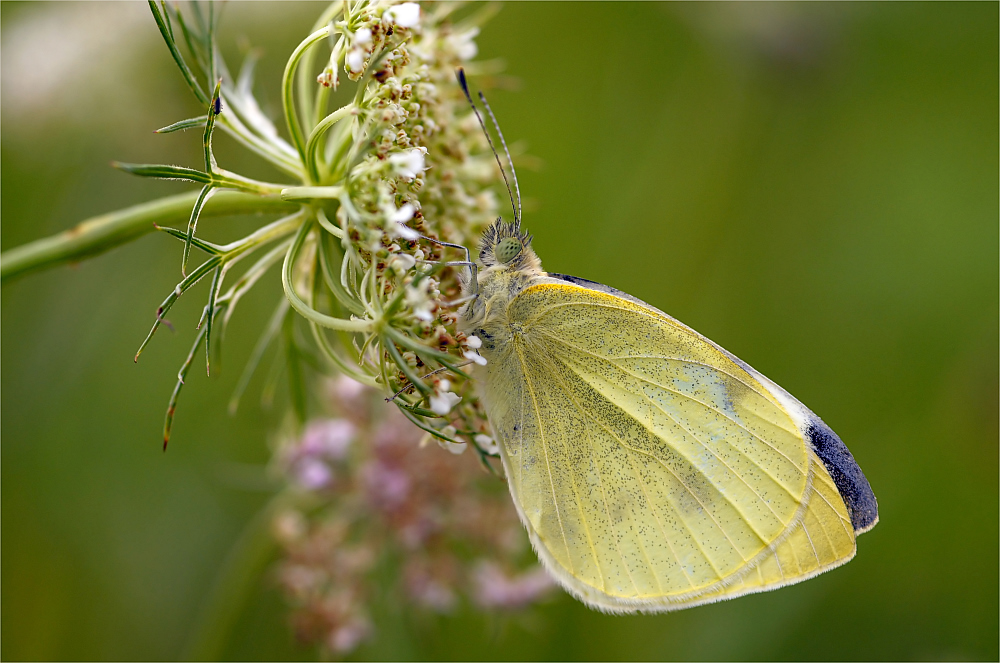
[453,70,878,613]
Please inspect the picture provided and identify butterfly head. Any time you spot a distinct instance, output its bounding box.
[460,218,544,330]
[478,218,540,273]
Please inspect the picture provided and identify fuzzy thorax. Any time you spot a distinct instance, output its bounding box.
[460,219,546,333]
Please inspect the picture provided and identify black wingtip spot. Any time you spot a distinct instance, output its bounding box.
[807,419,879,533]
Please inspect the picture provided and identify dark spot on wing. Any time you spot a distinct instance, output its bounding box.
[474,328,494,351]
[807,418,878,532]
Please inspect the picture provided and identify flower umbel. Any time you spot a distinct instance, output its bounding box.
[127,0,507,458]
[107,0,550,657]
[37,0,562,655]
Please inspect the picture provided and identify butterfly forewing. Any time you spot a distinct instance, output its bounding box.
[480,282,858,610]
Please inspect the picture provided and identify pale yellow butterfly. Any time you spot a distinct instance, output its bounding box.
[454,70,878,613]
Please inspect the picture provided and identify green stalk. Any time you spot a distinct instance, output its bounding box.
[0,191,297,284]
[282,26,331,169]
[281,218,374,333]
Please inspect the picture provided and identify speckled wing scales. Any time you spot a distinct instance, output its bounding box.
[484,281,868,612]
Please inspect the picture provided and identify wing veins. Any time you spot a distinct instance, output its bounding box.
[531,350,611,592]
[560,354,775,545]
[812,477,856,538]
[514,340,574,573]
[801,514,821,564]
[772,544,787,580]
[525,298,798,439]
[571,397,743,572]
[521,299,644,328]
[600,357,790,528]
[526,323,771,404]
[541,330,806,479]
[546,360,666,596]
[622,453,678,594]
[809,502,838,558]
[518,364,525,489]
[551,341,803,504]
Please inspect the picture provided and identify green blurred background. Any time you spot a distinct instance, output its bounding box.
[2,2,997,660]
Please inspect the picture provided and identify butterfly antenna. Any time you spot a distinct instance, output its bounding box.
[456,68,519,226]
[477,90,521,231]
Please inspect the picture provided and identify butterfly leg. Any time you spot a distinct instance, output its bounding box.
[414,233,479,290]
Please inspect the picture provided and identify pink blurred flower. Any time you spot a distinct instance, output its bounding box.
[473,561,555,610]
[362,459,411,511]
[329,618,372,653]
[329,375,368,414]
[276,383,549,657]
[294,457,334,490]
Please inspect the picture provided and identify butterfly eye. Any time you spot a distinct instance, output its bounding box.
[495,237,523,264]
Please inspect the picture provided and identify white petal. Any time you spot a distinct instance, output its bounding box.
[394,223,420,241]
[354,27,372,46]
[474,433,499,455]
[413,304,433,321]
[429,391,461,415]
[451,27,479,60]
[436,439,467,455]
[464,335,482,349]
[391,253,416,272]
[463,350,487,366]
[389,202,415,223]
[385,2,420,28]
[388,147,427,179]
[346,48,365,72]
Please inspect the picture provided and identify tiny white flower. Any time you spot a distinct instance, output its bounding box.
[437,378,451,393]
[404,283,434,321]
[429,391,461,415]
[474,433,499,455]
[354,27,373,46]
[346,48,366,73]
[390,253,416,272]
[437,439,467,455]
[450,27,479,60]
[464,335,482,349]
[317,67,338,89]
[463,350,487,366]
[388,147,427,179]
[385,2,420,28]
[389,202,415,223]
[392,223,420,241]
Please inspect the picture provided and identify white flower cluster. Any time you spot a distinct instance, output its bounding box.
[309,0,500,449]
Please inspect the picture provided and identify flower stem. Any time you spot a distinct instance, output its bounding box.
[282,26,332,169]
[0,190,297,284]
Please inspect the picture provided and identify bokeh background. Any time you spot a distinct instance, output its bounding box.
[2,2,997,660]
